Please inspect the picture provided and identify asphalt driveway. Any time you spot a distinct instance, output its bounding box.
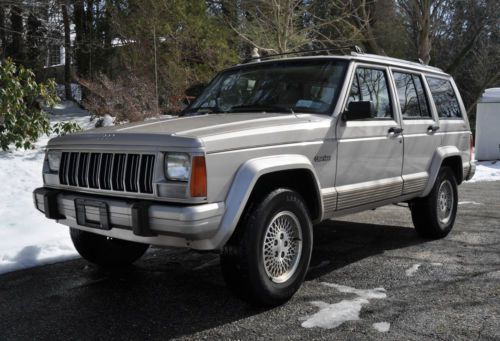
[1,181,499,340]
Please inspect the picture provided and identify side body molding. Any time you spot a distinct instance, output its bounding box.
[210,154,323,249]
[421,146,462,197]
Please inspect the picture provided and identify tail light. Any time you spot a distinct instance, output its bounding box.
[190,156,207,197]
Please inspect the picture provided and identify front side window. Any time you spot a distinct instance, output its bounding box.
[185,60,348,115]
[348,67,393,119]
[426,77,462,118]
[393,72,431,119]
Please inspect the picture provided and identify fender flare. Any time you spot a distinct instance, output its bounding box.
[209,154,323,249]
[421,146,462,197]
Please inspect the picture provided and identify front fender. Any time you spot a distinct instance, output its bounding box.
[421,146,462,197]
[209,154,323,249]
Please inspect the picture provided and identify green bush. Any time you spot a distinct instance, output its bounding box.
[0,59,80,151]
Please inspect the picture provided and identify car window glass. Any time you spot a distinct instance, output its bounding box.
[393,72,431,119]
[348,67,393,119]
[413,75,431,117]
[426,77,462,118]
[188,60,348,115]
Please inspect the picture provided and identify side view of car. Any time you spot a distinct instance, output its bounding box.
[34,51,475,306]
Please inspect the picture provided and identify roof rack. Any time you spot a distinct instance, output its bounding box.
[243,45,364,63]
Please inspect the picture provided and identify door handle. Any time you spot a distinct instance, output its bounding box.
[388,127,403,135]
[427,125,440,133]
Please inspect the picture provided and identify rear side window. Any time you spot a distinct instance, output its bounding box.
[348,67,393,119]
[393,72,431,119]
[426,77,462,118]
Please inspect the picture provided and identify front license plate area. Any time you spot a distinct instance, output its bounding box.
[75,199,111,230]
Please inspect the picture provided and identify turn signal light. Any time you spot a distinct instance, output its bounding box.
[190,156,207,197]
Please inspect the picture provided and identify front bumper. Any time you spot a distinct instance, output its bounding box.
[33,187,225,249]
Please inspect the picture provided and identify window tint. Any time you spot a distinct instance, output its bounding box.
[426,77,462,118]
[348,68,392,118]
[393,72,431,119]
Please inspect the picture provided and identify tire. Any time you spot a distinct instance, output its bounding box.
[70,228,149,267]
[220,188,313,306]
[410,167,458,239]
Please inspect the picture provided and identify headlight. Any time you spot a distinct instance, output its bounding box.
[165,153,191,181]
[47,150,62,171]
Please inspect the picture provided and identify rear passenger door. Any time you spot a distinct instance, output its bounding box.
[391,70,441,195]
[425,76,470,159]
[335,65,404,211]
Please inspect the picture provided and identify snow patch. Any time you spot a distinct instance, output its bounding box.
[458,201,483,205]
[405,264,421,277]
[431,262,443,266]
[301,283,386,329]
[468,161,500,183]
[322,283,387,299]
[0,101,97,275]
[373,322,390,332]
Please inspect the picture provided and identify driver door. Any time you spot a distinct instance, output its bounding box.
[335,64,404,210]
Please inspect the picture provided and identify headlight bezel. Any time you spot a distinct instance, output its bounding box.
[164,152,191,182]
[47,150,62,172]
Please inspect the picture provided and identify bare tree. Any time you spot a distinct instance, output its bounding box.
[61,0,72,100]
[398,0,449,64]
[230,0,363,55]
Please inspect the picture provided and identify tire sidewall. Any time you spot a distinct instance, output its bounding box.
[432,168,458,232]
[244,189,313,302]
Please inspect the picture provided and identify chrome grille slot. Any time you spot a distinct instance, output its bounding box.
[112,154,126,191]
[68,153,79,186]
[59,152,69,185]
[57,151,155,195]
[77,152,89,187]
[88,153,100,188]
[139,155,155,193]
[125,154,140,192]
[99,153,113,190]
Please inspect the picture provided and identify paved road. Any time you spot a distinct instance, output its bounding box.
[1,181,499,340]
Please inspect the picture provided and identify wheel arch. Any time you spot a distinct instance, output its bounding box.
[211,155,323,249]
[421,146,463,197]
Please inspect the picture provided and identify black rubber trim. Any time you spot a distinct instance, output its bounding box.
[74,198,111,230]
[131,201,157,237]
[33,187,65,220]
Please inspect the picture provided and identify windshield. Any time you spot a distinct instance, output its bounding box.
[184,59,348,115]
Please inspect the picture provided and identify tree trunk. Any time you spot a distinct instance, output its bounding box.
[62,2,73,100]
[8,5,25,64]
[417,0,432,64]
[0,6,5,59]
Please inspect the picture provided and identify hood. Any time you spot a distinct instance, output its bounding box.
[48,113,333,153]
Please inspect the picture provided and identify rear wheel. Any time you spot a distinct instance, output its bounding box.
[70,228,149,267]
[221,188,313,306]
[410,167,458,239]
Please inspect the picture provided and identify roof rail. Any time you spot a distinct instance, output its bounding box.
[242,46,361,63]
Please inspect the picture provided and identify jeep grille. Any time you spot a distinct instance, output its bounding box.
[58,152,156,194]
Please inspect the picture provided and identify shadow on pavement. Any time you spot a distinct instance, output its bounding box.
[0,220,425,339]
[307,219,425,280]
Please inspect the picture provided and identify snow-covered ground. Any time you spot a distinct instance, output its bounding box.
[301,283,387,329]
[0,110,499,275]
[0,102,109,275]
[466,161,500,182]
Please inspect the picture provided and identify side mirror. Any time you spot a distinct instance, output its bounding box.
[342,101,376,121]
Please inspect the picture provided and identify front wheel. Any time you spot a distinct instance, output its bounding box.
[70,228,149,267]
[410,167,458,239]
[221,188,313,306]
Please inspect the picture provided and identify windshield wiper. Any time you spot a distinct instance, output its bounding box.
[230,105,294,114]
[181,106,222,116]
